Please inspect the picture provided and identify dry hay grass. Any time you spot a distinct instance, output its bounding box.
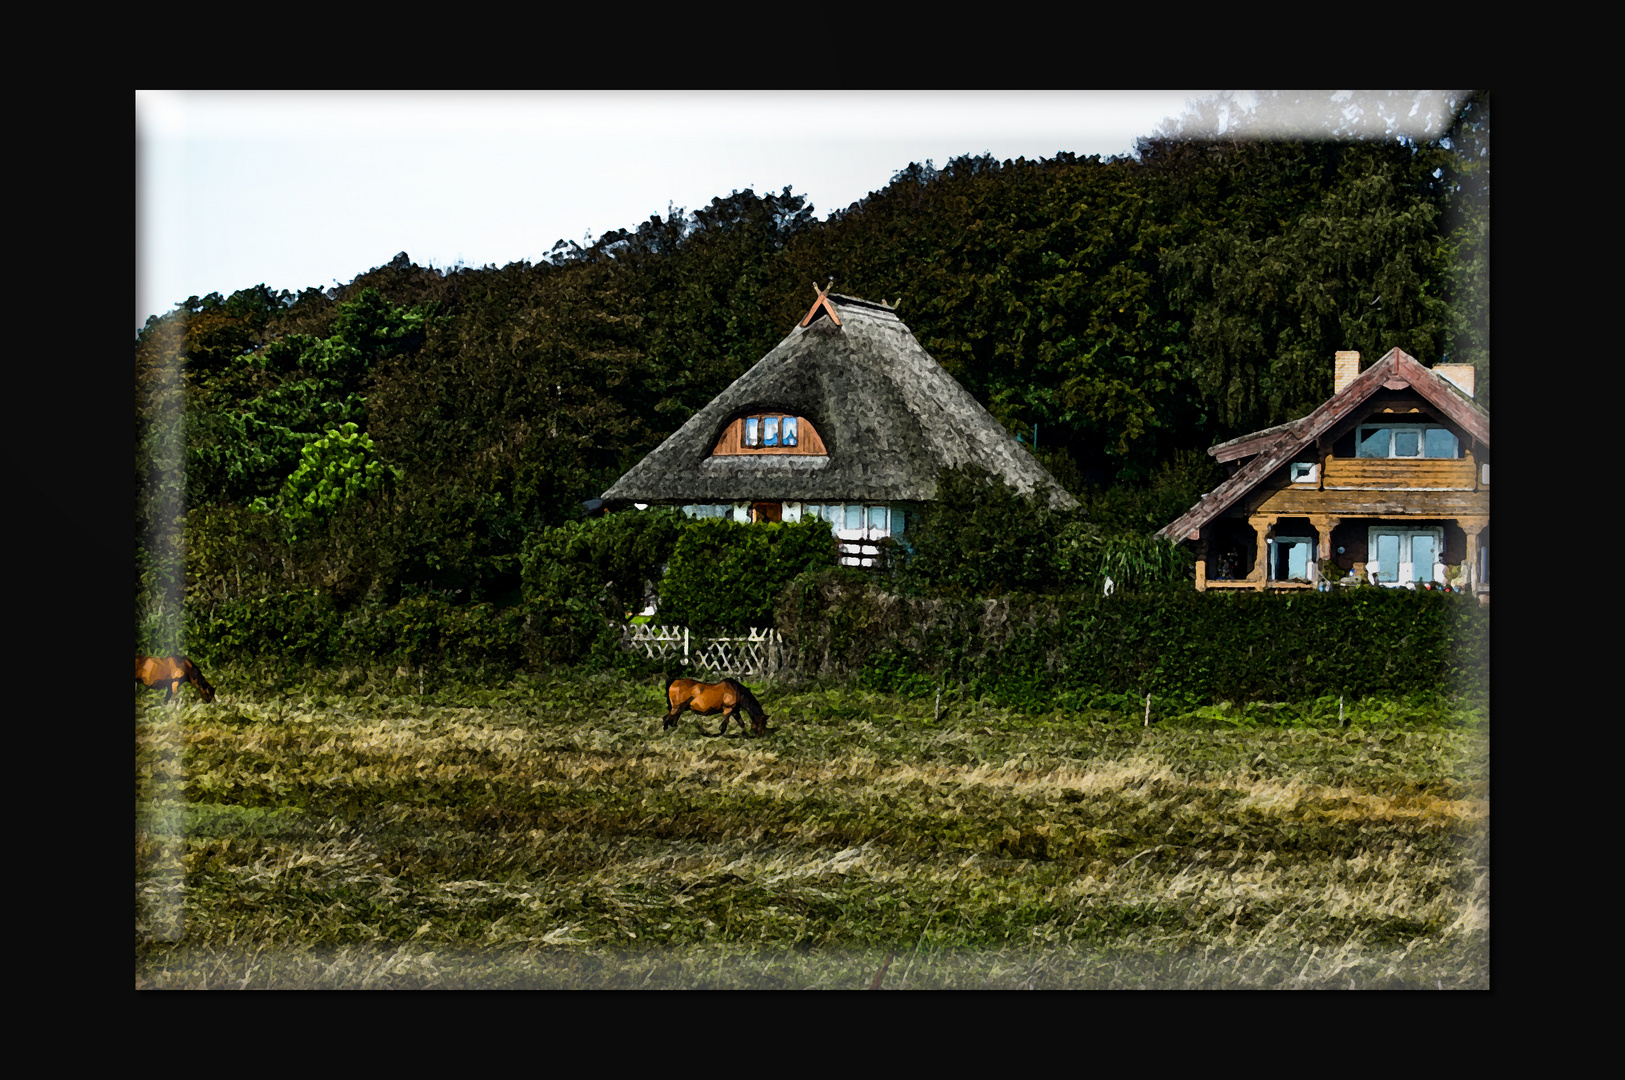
[136,670,1488,988]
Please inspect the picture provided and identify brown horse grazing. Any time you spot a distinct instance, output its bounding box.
[664,677,769,737]
[135,655,215,704]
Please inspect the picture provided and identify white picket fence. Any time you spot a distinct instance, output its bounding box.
[621,624,787,679]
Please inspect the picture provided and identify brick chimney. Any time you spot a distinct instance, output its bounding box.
[1434,363,1475,398]
[1334,351,1360,394]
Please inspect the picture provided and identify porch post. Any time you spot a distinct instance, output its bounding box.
[1193,529,1208,592]
[1459,516,1488,592]
[1310,515,1338,586]
[1252,516,1273,591]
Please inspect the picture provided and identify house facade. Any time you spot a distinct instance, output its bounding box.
[602,287,1076,565]
[1157,348,1489,599]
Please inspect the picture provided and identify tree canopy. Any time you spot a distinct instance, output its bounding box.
[138,94,1490,624]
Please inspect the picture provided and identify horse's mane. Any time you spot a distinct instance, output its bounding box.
[724,679,766,721]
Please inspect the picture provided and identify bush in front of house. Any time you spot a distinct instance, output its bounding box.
[658,517,838,631]
[516,507,686,662]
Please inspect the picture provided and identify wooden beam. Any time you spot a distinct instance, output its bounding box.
[800,282,842,328]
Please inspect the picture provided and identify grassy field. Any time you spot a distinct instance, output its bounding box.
[135,667,1488,989]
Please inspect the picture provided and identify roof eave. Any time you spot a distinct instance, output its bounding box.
[1159,349,1489,541]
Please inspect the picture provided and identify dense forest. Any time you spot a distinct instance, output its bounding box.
[136,91,1490,659]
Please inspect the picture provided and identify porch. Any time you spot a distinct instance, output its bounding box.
[1194,513,1489,596]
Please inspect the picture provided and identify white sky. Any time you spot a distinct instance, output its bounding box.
[135,90,1219,331]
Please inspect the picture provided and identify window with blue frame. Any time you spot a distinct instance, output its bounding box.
[1268,536,1314,582]
[681,504,736,520]
[802,504,904,536]
[1367,526,1445,585]
[1356,424,1460,459]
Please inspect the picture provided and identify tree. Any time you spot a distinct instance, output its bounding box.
[1153,138,1453,435]
[252,422,398,531]
[184,288,438,509]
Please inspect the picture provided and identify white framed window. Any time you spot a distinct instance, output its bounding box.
[802,504,906,566]
[1289,461,1319,484]
[1267,536,1314,582]
[1367,526,1445,585]
[1356,424,1460,459]
[680,503,748,522]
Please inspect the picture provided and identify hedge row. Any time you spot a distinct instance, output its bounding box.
[180,513,840,674]
[777,574,1489,706]
[186,592,542,672]
[175,505,1487,707]
[181,577,1487,707]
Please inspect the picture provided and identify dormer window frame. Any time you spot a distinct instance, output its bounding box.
[1355,423,1461,460]
[744,414,798,449]
[712,412,827,456]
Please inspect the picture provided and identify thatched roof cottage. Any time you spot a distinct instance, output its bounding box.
[602,286,1076,564]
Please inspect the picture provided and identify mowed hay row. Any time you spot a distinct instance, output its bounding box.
[136,675,1488,988]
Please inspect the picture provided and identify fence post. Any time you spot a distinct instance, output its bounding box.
[684,626,689,665]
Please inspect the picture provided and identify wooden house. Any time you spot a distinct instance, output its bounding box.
[1157,348,1489,598]
[601,286,1076,565]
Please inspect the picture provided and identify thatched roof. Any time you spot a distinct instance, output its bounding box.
[602,291,1078,509]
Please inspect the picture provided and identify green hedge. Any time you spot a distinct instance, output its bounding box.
[778,574,1488,706]
[185,590,529,672]
[176,505,1487,709]
[520,507,685,619]
[657,517,837,630]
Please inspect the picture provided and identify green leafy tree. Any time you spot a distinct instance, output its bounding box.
[1154,138,1453,434]
[252,423,398,529]
[184,288,439,510]
[1439,90,1490,407]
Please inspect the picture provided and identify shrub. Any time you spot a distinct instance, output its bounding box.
[899,465,1076,597]
[517,508,685,663]
[658,517,837,630]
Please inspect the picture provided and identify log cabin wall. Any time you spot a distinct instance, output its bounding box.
[1159,348,1489,597]
[1198,406,1487,590]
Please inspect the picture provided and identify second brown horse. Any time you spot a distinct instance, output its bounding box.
[664,677,768,737]
[135,655,216,704]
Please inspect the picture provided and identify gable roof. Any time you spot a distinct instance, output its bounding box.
[1157,348,1489,542]
[602,291,1077,509]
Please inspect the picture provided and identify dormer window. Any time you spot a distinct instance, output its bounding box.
[713,413,826,456]
[1356,424,1459,459]
[744,415,798,448]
